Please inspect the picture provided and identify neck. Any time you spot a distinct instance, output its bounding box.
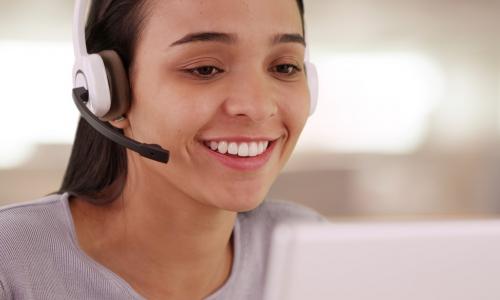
[69,165,237,299]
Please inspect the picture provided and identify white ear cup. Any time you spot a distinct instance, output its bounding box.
[305,61,319,116]
[73,54,112,118]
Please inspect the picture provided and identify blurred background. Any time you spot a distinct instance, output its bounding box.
[1,0,500,219]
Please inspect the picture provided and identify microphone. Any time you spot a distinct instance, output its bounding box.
[72,87,170,163]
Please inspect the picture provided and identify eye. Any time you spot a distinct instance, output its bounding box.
[185,66,224,79]
[272,64,302,76]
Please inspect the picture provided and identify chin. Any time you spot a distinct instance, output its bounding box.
[196,163,283,212]
[213,188,269,213]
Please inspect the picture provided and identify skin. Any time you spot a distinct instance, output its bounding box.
[70,0,310,299]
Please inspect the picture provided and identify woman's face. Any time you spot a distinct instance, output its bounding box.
[125,0,310,211]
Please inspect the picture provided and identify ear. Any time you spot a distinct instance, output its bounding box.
[109,116,130,130]
[99,50,131,121]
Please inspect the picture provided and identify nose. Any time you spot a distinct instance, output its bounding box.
[222,70,277,123]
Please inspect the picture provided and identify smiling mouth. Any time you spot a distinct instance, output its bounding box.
[203,140,274,157]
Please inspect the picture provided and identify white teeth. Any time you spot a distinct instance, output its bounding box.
[238,143,249,157]
[218,141,228,154]
[228,142,238,155]
[249,142,258,157]
[205,140,271,156]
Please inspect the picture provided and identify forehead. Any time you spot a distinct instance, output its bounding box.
[142,0,303,45]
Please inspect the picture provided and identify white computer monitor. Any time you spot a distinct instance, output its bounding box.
[264,220,500,300]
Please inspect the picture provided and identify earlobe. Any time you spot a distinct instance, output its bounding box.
[109,116,130,129]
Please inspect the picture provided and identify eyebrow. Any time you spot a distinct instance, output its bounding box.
[169,32,306,47]
[272,33,306,47]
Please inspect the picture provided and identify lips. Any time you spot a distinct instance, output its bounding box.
[200,137,278,171]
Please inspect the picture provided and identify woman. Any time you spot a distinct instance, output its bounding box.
[0,0,324,299]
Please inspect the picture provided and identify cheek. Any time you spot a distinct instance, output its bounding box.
[279,87,310,136]
[128,77,218,147]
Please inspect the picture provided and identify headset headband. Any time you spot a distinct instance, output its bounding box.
[73,0,89,58]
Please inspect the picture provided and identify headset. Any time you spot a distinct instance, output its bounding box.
[72,0,319,164]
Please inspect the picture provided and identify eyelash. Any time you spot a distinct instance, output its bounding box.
[184,64,303,80]
[271,64,302,76]
[185,66,225,79]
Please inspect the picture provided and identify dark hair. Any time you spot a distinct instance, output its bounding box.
[59,0,306,204]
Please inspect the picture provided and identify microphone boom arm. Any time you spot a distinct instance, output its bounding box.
[72,87,170,164]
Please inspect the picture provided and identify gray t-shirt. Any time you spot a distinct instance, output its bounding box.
[0,193,325,300]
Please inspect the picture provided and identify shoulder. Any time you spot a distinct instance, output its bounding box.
[0,194,69,259]
[0,194,71,291]
[0,194,65,234]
